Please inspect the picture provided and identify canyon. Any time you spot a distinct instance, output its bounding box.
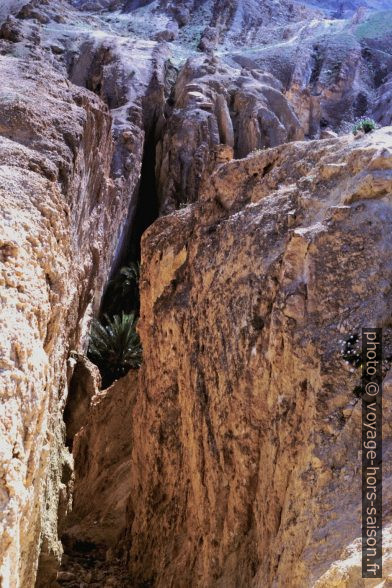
[0,0,392,586]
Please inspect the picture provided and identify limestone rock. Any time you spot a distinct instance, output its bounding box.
[156,55,303,213]
[0,15,149,585]
[127,128,392,587]
[65,370,138,549]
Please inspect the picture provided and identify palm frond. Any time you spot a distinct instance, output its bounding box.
[103,262,141,316]
[88,312,142,384]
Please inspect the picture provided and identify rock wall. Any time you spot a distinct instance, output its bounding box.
[1,0,392,586]
[127,129,392,586]
[0,26,138,588]
[0,0,172,583]
[65,370,138,552]
[156,55,303,213]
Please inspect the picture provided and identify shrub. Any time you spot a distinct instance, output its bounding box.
[352,117,377,135]
[340,334,362,368]
[88,312,142,386]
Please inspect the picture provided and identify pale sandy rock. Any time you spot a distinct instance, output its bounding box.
[0,43,136,588]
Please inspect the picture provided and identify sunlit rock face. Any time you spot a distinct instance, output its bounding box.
[0,52,118,587]
[129,128,392,587]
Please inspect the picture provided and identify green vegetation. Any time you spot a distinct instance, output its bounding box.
[354,10,392,41]
[88,260,143,387]
[340,334,362,368]
[88,312,142,386]
[352,117,377,135]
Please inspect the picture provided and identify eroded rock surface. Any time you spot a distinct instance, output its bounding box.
[127,129,392,586]
[0,2,161,584]
[1,0,392,586]
[156,55,303,213]
[0,52,116,586]
[65,370,138,551]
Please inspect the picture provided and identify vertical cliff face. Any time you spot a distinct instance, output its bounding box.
[1,0,392,586]
[0,1,164,583]
[128,130,392,586]
[66,369,138,553]
[0,51,117,585]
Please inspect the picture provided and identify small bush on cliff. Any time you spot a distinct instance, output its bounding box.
[88,312,142,385]
[352,118,377,135]
[340,334,362,369]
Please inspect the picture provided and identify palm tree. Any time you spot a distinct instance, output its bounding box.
[88,312,142,386]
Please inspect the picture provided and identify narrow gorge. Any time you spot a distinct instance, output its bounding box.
[1,0,392,586]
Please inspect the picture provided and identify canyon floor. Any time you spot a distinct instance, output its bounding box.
[1,0,392,586]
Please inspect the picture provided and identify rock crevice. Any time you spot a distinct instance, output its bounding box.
[1,1,392,586]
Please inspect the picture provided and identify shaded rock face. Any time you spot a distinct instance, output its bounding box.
[63,356,101,449]
[375,72,392,128]
[67,35,168,270]
[65,370,138,551]
[156,55,303,213]
[127,129,392,586]
[50,371,138,587]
